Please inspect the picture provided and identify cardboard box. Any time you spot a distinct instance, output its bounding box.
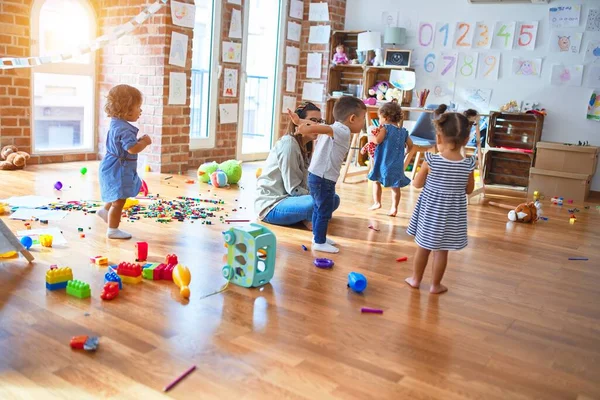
[535,142,599,176]
[528,168,591,203]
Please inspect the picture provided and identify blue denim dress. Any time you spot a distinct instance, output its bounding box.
[368,124,411,188]
[99,118,142,202]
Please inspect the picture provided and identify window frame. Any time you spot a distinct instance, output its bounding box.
[30,0,98,155]
[189,0,222,150]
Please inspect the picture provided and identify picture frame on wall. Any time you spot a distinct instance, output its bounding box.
[384,49,412,68]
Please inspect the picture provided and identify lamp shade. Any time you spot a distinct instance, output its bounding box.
[384,27,406,45]
[357,31,382,51]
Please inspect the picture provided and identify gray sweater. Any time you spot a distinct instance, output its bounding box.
[255,135,309,219]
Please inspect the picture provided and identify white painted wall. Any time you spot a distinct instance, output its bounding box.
[345,0,600,190]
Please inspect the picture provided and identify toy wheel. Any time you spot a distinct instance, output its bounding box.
[223,232,235,245]
[222,265,233,279]
[313,258,334,269]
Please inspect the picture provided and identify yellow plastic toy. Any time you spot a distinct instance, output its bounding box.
[0,251,17,258]
[123,198,139,210]
[0,203,8,214]
[39,234,53,248]
[172,264,191,299]
[255,168,262,178]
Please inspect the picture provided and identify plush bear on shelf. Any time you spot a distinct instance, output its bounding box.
[0,145,31,170]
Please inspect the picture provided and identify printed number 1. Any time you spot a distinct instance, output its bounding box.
[497,24,512,47]
[439,23,449,47]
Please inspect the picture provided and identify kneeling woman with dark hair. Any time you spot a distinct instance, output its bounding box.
[254,102,340,228]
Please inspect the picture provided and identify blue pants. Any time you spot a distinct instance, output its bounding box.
[263,194,340,226]
[308,173,337,244]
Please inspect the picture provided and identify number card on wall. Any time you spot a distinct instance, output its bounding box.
[423,52,437,75]
[458,53,478,79]
[493,21,516,50]
[516,21,539,50]
[435,22,453,49]
[473,22,492,49]
[418,22,435,48]
[438,52,458,79]
[454,22,475,49]
[478,52,500,81]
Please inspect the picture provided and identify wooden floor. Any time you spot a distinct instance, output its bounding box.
[1,161,599,400]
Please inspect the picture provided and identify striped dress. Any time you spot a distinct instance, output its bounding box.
[407,153,476,251]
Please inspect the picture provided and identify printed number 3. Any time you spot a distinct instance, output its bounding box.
[477,24,489,47]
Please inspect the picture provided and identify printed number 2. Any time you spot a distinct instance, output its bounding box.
[456,23,471,47]
[518,24,534,47]
[497,24,512,48]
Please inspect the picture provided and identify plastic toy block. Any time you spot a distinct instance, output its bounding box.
[66,280,91,299]
[39,234,53,247]
[93,256,108,266]
[70,335,87,349]
[119,274,142,284]
[117,262,142,278]
[45,267,73,284]
[142,263,160,280]
[153,263,175,280]
[46,281,68,291]
[70,335,99,351]
[135,241,148,262]
[165,254,178,266]
[104,270,123,290]
[100,282,119,300]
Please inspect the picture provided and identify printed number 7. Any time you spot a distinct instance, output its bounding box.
[518,24,534,47]
[441,55,456,76]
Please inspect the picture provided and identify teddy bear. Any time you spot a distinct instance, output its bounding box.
[489,201,542,223]
[0,145,31,170]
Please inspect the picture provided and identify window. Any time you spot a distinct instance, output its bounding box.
[31,0,96,153]
[190,0,220,148]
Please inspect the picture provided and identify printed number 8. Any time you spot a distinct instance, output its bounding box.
[460,56,475,77]
[424,53,436,73]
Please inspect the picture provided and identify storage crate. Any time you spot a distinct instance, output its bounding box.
[487,112,544,150]
[483,149,533,189]
[528,168,591,203]
[535,142,599,176]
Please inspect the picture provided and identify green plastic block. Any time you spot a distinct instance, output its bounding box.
[66,280,91,299]
[142,263,160,280]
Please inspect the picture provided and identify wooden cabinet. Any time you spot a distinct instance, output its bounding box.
[483,112,544,192]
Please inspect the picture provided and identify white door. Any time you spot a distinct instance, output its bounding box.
[236,0,285,161]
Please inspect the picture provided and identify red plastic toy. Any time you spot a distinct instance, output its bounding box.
[136,241,148,262]
[153,263,175,280]
[117,262,142,277]
[139,180,149,197]
[165,254,178,266]
[100,282,119,300]
[70,335,88,349]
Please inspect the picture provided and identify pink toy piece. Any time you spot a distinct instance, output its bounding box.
[361,307,383,314]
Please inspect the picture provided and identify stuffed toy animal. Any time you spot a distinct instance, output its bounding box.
[332,44,349,65]
[0,145,31,170]
[372,48,384,66]
[489,201,542,223]
[209,170,229,188]
[197,159,243,185]
[385,87,402,102]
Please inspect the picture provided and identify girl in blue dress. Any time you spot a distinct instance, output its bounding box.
[406,113,476,294]
[367,100,413,217]
[98,85,151,239]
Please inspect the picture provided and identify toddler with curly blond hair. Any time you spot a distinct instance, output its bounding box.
[98,84,151,239]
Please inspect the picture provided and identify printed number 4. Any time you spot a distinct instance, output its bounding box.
[497,25,512,47]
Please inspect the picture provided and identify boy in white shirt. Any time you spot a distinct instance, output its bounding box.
[290,96,366,253]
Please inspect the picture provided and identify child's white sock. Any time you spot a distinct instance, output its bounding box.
[97,209,108,224]
[107,228,132,239]
[326,237,336,245]
[313,241,339,253]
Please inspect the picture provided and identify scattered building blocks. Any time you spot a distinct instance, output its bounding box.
[136,241,148,262]
[142,263,160,280]
[104,270,123,290]
[46,267,73,285]
[66,280,91,299]
[120,274,142,284]
[165,253,178,266]
[39,234,53,247]
[70,335,99,351]
[117,262,142,277]
[92,256,108,266]
[100,282,119,300]
[46,281,69,291]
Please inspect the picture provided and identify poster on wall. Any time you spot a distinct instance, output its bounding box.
[170,1,196,28]
[286,46,300,65]
[585,65,600,88]
[288,21,301,42]
[222,41,242,63]
[223,68,238,97]
[438,52,458,79]
[492,21,516,50]
[289,0,303,20]
[219,103,238,124]
[453,22,475,49]
[549,31,583,53]
[585,8,600,32]
[549,5,581,28]
[457,52,479,79]
[308,25,331,44]
[584,41,600,63]
[308,2,329,22]
[282,95,297,114]
[473,22,492,49]
[168,32,188,68]
[587,91,600,122]
[550,65,583,87]
[302,82,324,102]
[428,81,455,105]
[382,11,398,28]
[286,67,297,93]
[227,0,241,5]
[307,53,322,79]
[229,8,242,39]
[512,57,542,78]
[477,52,500,80]
[515,21,538,51]
[434,22,454,49]
[418,22,435,48]
[456,87,493,112]
[168,72,186,105]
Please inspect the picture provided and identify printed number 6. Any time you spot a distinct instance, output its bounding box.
[424,53,436,73]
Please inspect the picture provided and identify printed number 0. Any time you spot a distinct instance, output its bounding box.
[424,53,436,73]
[456,23,471,47]
[460,56,475,76]
[518,24,534,47]
[419,23,434,47]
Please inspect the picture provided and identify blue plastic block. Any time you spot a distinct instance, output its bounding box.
[104,270,123,290]
[46,281,68,291]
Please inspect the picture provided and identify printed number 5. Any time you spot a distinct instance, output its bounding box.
[518,24,534,47]
[424,53,436,73]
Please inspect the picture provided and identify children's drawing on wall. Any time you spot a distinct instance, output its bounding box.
[170,0,196,28]
[512,58,542,77]
[550,65,583,87]
[549,5,581,28]
[585,65,600,88]
[457,87,492,112]
[382,11,398,28]
[587,91,600,122]
[223,68,238,97]
[222,41,242,63]
[585,41,600,63]
[168,72,186,105]
[549,31,583,53]
[427,81,455,105]
[168,32,188,68]
[585,8,600,32]
[229,9,242,39]
[219,103,238,124]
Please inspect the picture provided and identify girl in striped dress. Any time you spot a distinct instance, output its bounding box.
[406,112,476,294]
